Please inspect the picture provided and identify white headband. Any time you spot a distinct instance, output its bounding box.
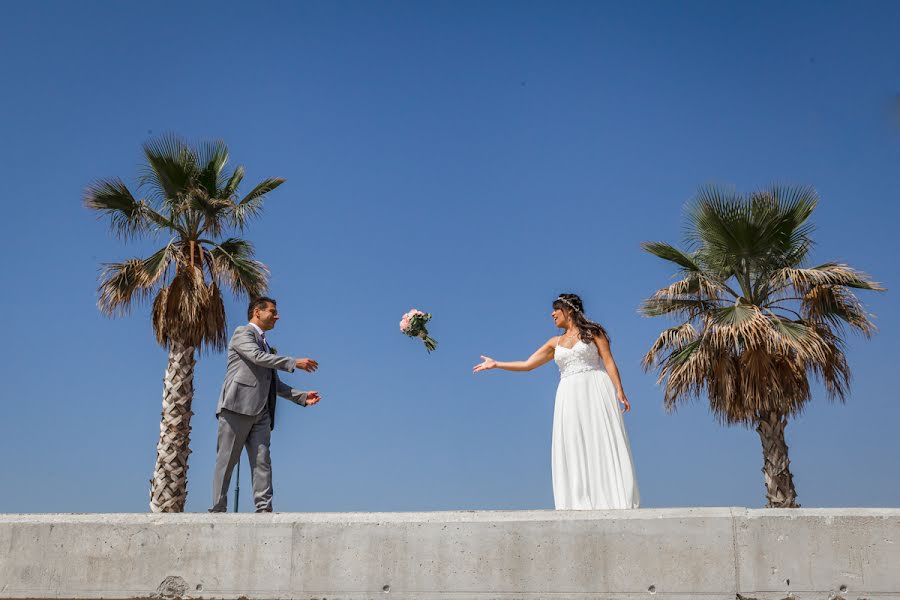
[557,296,580,312]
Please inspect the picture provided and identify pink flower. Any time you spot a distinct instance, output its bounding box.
[400,315,411,331]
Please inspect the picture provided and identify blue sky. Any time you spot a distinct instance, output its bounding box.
[0,1,897,512]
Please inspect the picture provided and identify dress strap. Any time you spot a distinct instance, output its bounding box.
[556,335,562,348]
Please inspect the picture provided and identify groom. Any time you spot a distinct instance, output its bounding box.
[209,296,321,513]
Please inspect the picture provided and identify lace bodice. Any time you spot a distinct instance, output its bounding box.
[554,339,603,378]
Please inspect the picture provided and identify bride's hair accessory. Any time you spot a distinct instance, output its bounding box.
[557,296,580,312]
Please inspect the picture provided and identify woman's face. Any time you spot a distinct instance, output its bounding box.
[551,306,569,328]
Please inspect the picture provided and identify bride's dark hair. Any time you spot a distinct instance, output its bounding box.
[553,293,609,343]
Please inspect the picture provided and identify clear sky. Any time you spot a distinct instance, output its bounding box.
[0,1,897,513]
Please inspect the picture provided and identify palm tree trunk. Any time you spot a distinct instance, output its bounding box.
[756,411,800,508]
[149,339,196,513]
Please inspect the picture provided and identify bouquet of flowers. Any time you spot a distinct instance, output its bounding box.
[400,308,438,352]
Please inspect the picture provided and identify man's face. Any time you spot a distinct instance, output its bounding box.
[254,302,279,331]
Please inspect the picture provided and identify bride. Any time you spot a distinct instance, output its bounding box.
[473,293,640,510]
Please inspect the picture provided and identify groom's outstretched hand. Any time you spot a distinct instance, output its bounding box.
[305,391,321,406]
[296,358,318,372]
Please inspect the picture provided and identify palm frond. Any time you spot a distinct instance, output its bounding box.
[804,325,851,401]
[711,302,760,327]
[728,349,809,424]
[231,177,285,230]
[196,139,230,196]
[139,134,197,206]
[707,303,769,348]
[207,238,269,297]
[84,178,153,240]
[685,185,820,295]
[685,185,746,264]
[747,185,817,262]
[97,241,178,316]
[142,240,178,287]
[198,283,228,353]
[152,266,227,351]
[646,270,736,304]
[222,165,245,199]
[642,322,697,369]
[97,259,155,316]
[767,317,830,363]
[657,339,708,410]
[775,263,885,293]
[640,241,702,271]
[144,206,187,235]
[640,297,717,319]
[802,285,878,337]
[189,191,231,238]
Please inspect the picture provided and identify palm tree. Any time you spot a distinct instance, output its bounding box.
[85,134,284,512]
[640,184,884,508]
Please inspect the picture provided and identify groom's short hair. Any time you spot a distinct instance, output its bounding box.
[248,296,277,320]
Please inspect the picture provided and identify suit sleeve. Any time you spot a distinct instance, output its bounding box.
[232,327,296,372]
[276,374,308,406]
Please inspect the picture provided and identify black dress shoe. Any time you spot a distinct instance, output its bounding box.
[255,507,273,513]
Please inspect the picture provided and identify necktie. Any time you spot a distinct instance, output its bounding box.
[262,332,276,430]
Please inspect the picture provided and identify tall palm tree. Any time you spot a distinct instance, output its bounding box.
[640,185,884,508]
[85,134,284,512]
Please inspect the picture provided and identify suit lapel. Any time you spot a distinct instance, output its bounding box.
[248,324,268,352]
[249,324,278,430]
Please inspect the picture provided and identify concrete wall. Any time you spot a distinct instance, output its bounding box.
[1,508,898,600]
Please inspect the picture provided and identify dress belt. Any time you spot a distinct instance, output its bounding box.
[560,366,601,379]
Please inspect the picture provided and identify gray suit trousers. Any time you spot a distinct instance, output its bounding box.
[209,408,273,512]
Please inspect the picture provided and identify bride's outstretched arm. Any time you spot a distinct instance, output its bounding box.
[595,335,631,412]
[473,338,557,373]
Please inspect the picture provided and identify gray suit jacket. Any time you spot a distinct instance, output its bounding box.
[216,325,308,422]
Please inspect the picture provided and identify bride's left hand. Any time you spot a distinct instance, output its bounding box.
[617,389,631,413]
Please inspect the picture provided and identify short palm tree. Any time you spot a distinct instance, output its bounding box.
[640,184,884,507]
[85,134,284,512]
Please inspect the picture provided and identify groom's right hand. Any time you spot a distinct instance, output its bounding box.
[296,358,319,372]
[305,391,321,406]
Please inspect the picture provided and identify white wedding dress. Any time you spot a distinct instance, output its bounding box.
[552,337,640,510]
